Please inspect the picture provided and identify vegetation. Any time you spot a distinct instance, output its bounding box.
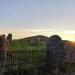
[6,35,75,74]
[8,35,48,51]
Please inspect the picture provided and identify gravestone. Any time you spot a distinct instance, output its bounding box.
[47,35,64,75]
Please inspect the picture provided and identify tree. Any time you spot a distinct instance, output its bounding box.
[7,33,12,43]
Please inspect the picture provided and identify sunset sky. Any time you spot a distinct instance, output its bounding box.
[0,0,75,41]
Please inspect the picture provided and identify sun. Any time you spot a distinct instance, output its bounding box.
[64,35,75,42]
[70,38,75,42]
[60,31,75,42]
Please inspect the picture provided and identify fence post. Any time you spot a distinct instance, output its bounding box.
[47,35,64,75]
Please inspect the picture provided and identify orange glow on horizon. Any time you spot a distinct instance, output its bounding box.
[0,28,75,41]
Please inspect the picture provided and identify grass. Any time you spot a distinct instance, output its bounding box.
[8,40,46,51]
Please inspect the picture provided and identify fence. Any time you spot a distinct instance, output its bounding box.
[5,50,48,75]
[0,49,74,75]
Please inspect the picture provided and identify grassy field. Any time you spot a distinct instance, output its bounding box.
[8,40,46,51]
[8,35,48,51]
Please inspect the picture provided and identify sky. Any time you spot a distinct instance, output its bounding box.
[0,0,75,41]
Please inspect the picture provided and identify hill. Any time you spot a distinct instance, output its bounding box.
[20,35,49,43]
[8,35,49,51]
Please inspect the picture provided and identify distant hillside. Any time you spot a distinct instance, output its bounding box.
[8,35,72,51]
[8,35,49,50]
[20,35,49,43]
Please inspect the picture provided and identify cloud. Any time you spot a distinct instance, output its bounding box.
[0,28,75,41]
[63,30,75,34]
[0,28,57,39]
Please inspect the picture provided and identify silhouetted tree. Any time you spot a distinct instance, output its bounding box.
[7,33,12,43]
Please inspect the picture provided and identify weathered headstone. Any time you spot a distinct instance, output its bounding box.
[47,35,64,75]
